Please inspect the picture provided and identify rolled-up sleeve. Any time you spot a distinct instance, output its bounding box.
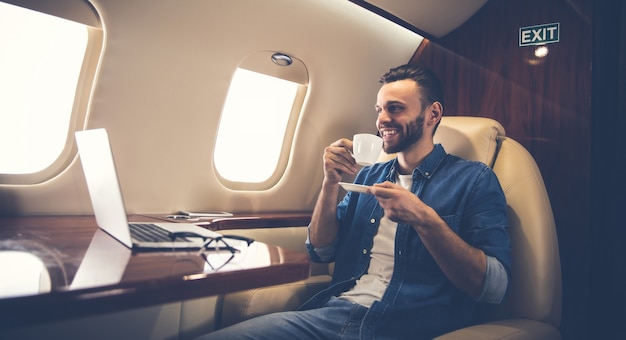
[476,255,509,303]
[305,224,338,263]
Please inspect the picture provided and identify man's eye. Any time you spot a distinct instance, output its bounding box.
[388,105,403,113]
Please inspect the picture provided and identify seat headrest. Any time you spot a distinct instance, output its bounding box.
[377,116,506,167]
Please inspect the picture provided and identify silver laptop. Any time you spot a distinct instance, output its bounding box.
[75,128,221,251]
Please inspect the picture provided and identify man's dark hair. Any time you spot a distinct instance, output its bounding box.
[380,64,444,110]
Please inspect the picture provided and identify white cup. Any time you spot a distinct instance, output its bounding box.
[353,133,383,166]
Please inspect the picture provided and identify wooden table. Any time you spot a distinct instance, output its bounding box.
[0,213,311,329]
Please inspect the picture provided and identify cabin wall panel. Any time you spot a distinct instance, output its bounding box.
[0,0,421,215]
[411,1,592,339]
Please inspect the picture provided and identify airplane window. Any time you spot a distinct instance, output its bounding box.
[0,2,100,183]
[214,52,308,189]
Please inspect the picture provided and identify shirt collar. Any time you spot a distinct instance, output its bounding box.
[386,144,447,182]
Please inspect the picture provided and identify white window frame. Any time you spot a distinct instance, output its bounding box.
[213,51,308,190]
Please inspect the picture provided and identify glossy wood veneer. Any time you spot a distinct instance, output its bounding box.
[0,214,311,329]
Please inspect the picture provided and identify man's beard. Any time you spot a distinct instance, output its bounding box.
[383,112,425,154]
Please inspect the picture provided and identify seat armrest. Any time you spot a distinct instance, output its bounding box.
[435,319,561,340]
[218,275,331,329]
[211,226,332,329]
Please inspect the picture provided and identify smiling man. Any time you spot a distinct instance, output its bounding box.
[197,64,511,340]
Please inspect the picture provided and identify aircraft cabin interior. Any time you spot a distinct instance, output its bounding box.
[0,0,624,339]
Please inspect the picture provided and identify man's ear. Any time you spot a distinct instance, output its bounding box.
[427,102,443,125]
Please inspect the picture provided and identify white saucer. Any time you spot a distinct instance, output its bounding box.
[339,182,370,194]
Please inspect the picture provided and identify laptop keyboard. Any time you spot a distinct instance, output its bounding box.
[129,223,177,242]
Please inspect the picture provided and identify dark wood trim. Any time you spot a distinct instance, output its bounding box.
[206,212,312,230]
[141,212,312,230]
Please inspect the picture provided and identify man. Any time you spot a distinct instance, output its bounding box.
[198,64,511,339]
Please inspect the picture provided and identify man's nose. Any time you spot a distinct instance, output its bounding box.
[377,109,391,123]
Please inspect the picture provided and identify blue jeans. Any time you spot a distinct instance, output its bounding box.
[196,297,368,340]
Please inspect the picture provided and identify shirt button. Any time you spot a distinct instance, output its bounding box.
[424,172,430,176]
[362,248,367,255]
[370,218,376,224]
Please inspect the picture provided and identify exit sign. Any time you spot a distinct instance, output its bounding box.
[519,22,560,46]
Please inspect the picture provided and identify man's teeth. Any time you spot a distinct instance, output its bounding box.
[382,130,398,136]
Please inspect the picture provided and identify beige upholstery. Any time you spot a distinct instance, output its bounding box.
[211,116,562,339]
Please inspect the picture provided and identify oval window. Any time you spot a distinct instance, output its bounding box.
[214,51,308,189]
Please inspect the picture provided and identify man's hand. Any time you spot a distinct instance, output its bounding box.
[369,181,431,225]
[323,138,358,184]
[310,138,358,248]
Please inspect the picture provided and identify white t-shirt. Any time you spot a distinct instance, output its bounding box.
[339,174,413,307]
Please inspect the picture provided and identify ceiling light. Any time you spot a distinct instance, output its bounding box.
[271,53,292,66]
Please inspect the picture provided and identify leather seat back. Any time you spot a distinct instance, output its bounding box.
[491,133,561,327]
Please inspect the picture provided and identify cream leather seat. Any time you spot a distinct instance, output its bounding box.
[431,117,562,339]
[213,116,562,339]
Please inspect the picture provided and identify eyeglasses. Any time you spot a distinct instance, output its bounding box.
[169,232,255,271]
[200,235,254,270]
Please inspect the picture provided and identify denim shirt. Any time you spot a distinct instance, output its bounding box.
[301,144,511,339]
